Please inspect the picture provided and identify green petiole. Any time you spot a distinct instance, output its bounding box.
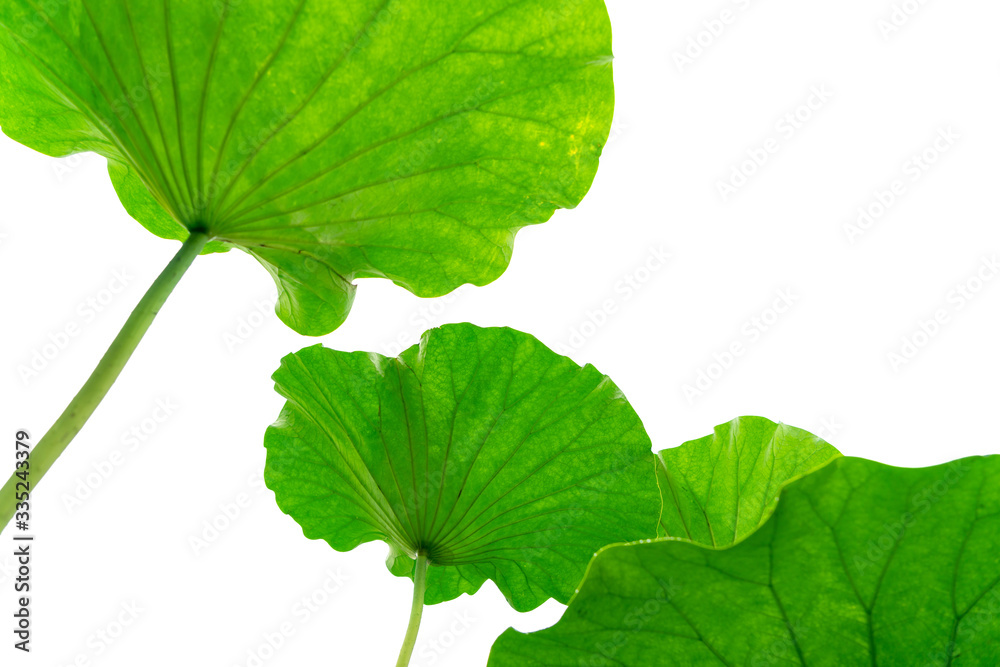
[396,551,429,667]
[0,232,209,533]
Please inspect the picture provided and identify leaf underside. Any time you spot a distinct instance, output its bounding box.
[264,323,661,611]
[0,0,615,335]
[489,455,1000,666]
[657,416,841,547]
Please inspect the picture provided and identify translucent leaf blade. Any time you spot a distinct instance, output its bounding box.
[0,0,615,333]
[657,416,841,546]
[489,455,1000,665]
[264,323,660,611]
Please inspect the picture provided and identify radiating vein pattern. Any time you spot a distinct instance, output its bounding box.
[657,416,841,546]
[264,324,660,611]
[489,455,1000,666]
[0,0,615,335]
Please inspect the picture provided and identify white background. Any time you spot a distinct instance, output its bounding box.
[3,0,1000,665]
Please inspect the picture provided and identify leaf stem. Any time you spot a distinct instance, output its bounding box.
[396,551,429,667]
[0,232,209,533]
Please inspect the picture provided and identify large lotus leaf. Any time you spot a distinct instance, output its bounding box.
[0,0,615,335]
[658,416,841,545]
[489,455,1000,666]
[264,323,660,611]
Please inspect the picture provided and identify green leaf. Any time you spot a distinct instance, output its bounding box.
[264,323,660,611]
[657,416,841,546]
[0,0,615,335]
[489,455,1000,666]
